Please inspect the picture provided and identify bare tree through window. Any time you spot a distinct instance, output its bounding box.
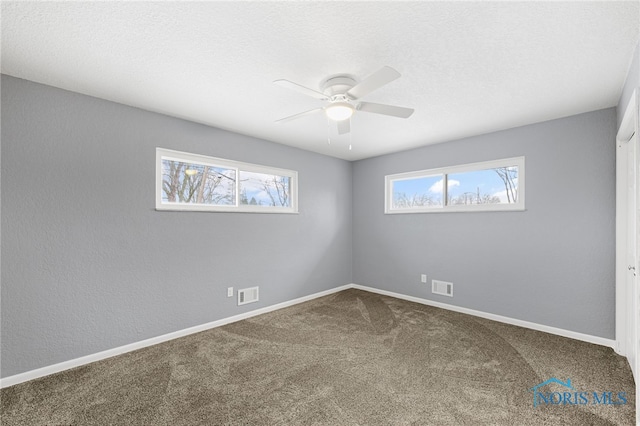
[239,171,291,207]
[162,160,235,205]
[493,166,518,203]
[157,148,298,212]
[393,192,440,208]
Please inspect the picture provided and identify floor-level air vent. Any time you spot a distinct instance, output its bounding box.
[432,280,453,297]
[238,286,259,306]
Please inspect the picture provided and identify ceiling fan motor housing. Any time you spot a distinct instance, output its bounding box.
[322,76,357,98]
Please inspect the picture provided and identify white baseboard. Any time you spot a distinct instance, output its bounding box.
[0,284,351,389]
[0,282,616,388]
[351,284,616,349]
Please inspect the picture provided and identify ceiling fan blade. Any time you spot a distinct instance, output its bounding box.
[273,79,329,100]
[346,66,401,99]
[337,119,351,135]
[275,107,324,123]
[357,102,414,118]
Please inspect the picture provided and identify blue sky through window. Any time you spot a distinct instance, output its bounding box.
[391,166,519,208]
[448,169,516,204]
[392,175,443,208]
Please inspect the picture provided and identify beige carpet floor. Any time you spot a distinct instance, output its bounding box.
[0,288,635,425]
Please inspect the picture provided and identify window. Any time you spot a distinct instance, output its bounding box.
[156,148,298,213]
[385,157,524,213]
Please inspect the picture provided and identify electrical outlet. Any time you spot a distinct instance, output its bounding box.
[421,274,427,283]
[227,287,233,298]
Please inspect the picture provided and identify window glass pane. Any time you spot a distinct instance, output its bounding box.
[391,175,444,208]
[161,159,236,205]
[447,166,519,205]
[239,171,291,207]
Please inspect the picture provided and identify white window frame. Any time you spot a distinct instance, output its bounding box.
[385,156,525,214]
[156,148,298,213]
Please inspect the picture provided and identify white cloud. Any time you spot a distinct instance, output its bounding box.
[492,190,509,203]
[492,189,518,203]
[429,179,460,193]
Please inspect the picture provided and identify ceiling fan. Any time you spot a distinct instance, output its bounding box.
[273,66,414,135]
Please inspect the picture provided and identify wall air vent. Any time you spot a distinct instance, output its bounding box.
[432,280,453,297]
[238,286,259,306]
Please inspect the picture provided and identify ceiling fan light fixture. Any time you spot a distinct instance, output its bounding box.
[325,102,354,121]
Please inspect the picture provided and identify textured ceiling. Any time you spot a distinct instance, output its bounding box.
[2,2,639,161]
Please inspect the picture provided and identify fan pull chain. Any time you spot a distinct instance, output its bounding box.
[327,119,331,145]
[348,118,352,151]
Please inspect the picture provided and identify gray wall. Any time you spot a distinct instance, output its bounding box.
[1,75,353,378]
[0,72,621,378]
[352,108,616,339]
[618,41,640,127]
